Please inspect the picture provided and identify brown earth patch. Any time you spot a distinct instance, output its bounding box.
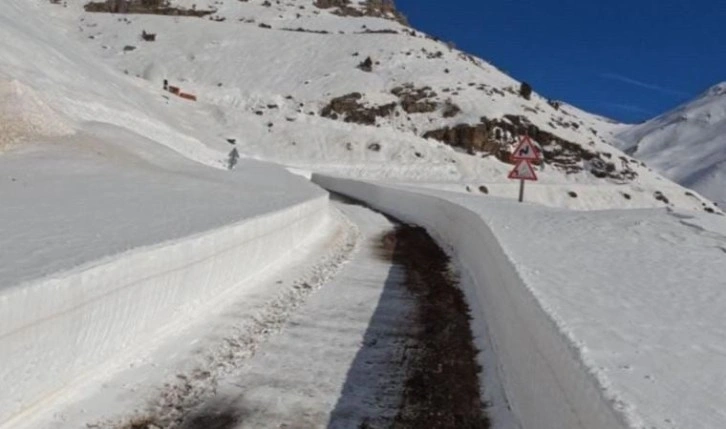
[314,0,408,25]
[84,0,215,16]
[320,93,396,125]
[381,226,489,428]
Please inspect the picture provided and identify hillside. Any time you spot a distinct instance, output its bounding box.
[617,83,726,205]
[37,0,719,212]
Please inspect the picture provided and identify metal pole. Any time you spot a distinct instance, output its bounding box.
[518,179,525,202]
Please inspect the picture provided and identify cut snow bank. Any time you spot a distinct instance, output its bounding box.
[0,127,330,426]
[0,195,328,426]
[313,175,628,429]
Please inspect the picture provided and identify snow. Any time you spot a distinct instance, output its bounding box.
[0,169,328,426]
[8,201,359,429]
[1,0,724,427]
[0,79,74,150]
[389,181,716,212]
[39,0,717,212]
[0,118,327,426]
[617,82,726,205]
[315,175,726,429]
[0,125,324,289]
[187,199,414,428]
[0,2,336,423]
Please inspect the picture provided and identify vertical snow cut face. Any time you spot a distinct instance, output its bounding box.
[0,79,74,150]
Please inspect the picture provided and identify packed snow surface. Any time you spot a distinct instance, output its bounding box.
[188,199,415,428]
[316,175,726,429]
[463,196,726,429]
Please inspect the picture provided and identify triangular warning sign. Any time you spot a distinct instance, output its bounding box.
[508,160,538,181]
[511,135,541,162]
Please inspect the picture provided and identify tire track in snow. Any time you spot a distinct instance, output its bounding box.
[92,206,360,429]
[171,198,488,429]
[99,198,488,429]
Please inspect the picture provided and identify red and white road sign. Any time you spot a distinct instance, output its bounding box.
[512,135,541,162]
[508,160,538,181]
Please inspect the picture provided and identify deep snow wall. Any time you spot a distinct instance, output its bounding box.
[0,195,328,426]
[313,175,628,429]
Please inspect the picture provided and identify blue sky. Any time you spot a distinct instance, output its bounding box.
[395,0,725,123]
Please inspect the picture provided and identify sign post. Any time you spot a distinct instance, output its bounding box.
[519,178,525,203]
[508,135,541,203]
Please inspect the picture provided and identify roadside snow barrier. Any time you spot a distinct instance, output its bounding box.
[312,175,628,429]
[0,195,328,426]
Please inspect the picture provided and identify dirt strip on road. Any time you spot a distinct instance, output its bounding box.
[380,225,490,429]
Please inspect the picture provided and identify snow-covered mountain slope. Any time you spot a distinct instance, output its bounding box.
[38,0,719,212]
[0,0,250,166]
[617,83,726,205]
[0,0,333,285]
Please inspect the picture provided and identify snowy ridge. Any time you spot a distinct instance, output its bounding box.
[617,82,726,205]
[0,194,329,426]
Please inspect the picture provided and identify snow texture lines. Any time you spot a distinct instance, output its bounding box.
[96,206,360,429]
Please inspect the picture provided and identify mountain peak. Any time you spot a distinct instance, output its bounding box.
[705,82,726,97]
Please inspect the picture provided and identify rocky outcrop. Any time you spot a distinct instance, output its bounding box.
[519,82,533,100]
[314,0,408,25]
[320,93,396,125]
[423,124,506,158]
[84,0,215,16]
[424,115,638,181]
[321,84,461,126]
[441,100,461,118]
[392,84,438,114]
[357,57,374,72]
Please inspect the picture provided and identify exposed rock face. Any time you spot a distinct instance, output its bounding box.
[321,84,462,126]
[424,115,638,181]
[84,0,215,16]
[392,84,438,114]
[312,0,348,8]
[320,92,396,125]
[314,0,408,25]
[519,82,533,100]
[423,124,506,158]
[441,100,461,118]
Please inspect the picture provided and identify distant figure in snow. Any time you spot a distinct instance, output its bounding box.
[228,148,240,170]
